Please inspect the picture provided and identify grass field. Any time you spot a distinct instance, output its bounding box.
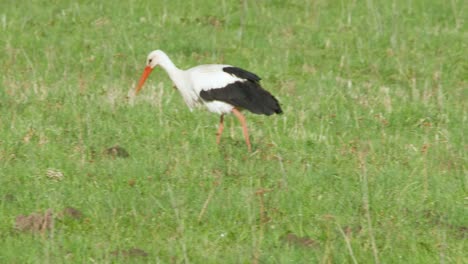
[0,0,466,263]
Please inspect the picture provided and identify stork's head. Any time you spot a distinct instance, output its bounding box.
[135,50,168,94]
[146,50,167,68]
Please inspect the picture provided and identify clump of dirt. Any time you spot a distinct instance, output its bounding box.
[458,226,467,238]
[281,232,319,248]
[343,225,363,237]
[57,207,84,220]
[127,179,136,187]
[110,248,148,258]
[2,194,16,202]
[104,145,130,158]
[15,209,54,233]
[15,207,84,233]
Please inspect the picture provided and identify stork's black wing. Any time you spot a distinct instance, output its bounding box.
[223,67,261,82]
[200,67,282,115]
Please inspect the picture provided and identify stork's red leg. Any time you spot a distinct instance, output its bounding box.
[216,114,224,144]
[232,108,252,152]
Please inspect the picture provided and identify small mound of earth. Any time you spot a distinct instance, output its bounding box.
[104,145,130,158]
[110,248,148,258]
[15,207,84,233]
[2,194,16,202]
[281,232,318,248]
[15,209,54,233]
[58,207,84,220]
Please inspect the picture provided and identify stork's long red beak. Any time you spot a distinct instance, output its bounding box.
[135,66,153,94]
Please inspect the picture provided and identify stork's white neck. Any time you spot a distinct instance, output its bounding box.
[157,52,181,76]
[157,52,189,93]
[156,51,197,108]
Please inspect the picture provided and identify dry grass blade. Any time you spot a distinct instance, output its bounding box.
[46,168,64,181]
[337,223,358,264]
[197,188,216,223]
[358,149,380,264]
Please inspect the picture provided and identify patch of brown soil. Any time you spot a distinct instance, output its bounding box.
[15,209,54,233]
[104,145,130,158]
[110,248,148,258]
[281,232,319,248]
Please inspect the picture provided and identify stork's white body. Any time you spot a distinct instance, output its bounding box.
[147,51,246,114]
[172,64,244,114]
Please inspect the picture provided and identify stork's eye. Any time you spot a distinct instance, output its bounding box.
[148,59,152,64]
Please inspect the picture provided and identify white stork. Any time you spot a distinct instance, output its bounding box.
[134,50,282,152]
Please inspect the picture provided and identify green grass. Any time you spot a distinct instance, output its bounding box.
[0,0,466,263]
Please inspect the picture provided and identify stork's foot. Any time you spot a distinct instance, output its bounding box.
[216,114,225,145]
[232,108,252,152]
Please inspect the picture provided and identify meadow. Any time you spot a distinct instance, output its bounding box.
[0,0,466,263]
